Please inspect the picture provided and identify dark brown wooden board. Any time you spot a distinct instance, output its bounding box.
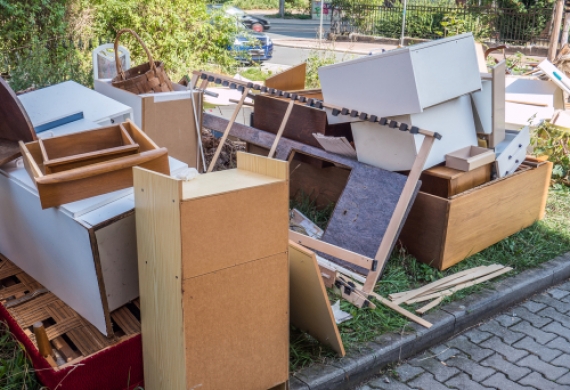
[0,76,35,143]
[203,113,420,277]
[253,95,352,148]
[0,139,21,166]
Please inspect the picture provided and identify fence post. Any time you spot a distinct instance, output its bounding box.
[548,0,564,61]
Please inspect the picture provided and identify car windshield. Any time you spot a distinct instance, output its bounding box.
[226,6,245,16]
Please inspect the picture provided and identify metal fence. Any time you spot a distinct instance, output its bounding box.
[330,1,555,45]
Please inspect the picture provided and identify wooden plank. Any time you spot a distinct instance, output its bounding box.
[289,241,345,356]
[265,63,306,91]
[363,135,436,293]
[111,306,140,335]
[421,264,504,294]
[318,264,337,288]
[133,166,187,390]
[0,76,36,143]
[316,256,366,284]
[335,277,377,309]
[237,151,289,180]
[268,98,296,158]
[489,60,506,148]
[419,164,491,198]
[289,230,376,270]
[416,297,443,314]
[45,317,82,340]
[207,88,250,172]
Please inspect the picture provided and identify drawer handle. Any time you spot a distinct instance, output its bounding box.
[508,155,512,160]
[518,144,522,148]
[111,119,115,123]
[515,159,519,163]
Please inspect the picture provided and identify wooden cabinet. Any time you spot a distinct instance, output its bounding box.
[419,164,491,198]
[399,162,552,270]
[134,152,289,390]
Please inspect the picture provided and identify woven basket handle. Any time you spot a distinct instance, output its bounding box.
[113,28,156,80]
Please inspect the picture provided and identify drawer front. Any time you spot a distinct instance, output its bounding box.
[96,113,130,127]
[495,127,530,178]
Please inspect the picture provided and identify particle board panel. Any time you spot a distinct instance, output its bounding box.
[419,164,491,198]
[289,242,345,356]
[443,162,552,266]
[133,167,186,390]
[180,181,288,278]
[265,63,306,91]
[253,95,352,148]
[183,253,289,390]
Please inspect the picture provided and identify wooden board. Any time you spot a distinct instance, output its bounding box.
[134,166,187,390]
[183,254,289,390]
[420,164,491,198]
[0,139,21,166]
[253,95,352,148]
[289,242,345,356]
[265,63,306,91]
[0,76,36,143]
[399,162,552,269]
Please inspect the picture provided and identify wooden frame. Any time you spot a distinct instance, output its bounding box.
[19,120,170,209]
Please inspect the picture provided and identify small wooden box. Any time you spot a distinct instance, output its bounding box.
[399,161,552,270]
[420,164,491,198]
[134,152,289,390]
[39,123,139,173]
[445,146,495,172]
[20,120,170,209]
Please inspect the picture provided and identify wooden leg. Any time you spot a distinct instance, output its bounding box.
[207,88,249,173]
[362,135,436,294]
[189,73,199,90]
[268,98,295,158]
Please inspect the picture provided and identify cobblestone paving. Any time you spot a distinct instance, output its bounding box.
[356,281,570,390]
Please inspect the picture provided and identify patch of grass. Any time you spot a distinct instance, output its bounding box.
[239,66,273,81]
[290,187,570,371]
[0,322,41,390]
[290,191,335,230]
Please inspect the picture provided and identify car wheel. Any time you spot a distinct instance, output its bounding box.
[251,23,263,32]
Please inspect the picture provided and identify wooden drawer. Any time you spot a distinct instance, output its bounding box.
[420,164,491,198]
[495,127,530,178]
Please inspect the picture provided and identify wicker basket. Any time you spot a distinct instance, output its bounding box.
[111,29,174,94]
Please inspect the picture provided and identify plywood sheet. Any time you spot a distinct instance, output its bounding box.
[289,242,345,356]
[181,182,288,278]
[133,167,186,390]
[183,253,289,390]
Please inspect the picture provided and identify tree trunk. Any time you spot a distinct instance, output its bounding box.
[562,0,570,46]
[279,0,285,17]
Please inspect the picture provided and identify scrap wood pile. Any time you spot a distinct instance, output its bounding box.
[0,26,569,390]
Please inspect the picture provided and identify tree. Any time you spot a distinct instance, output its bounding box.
[280,0,285,17]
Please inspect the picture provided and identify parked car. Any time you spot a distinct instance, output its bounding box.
[232,29,273,63]
[208,4,271,32]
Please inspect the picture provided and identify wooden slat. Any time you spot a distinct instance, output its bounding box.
[268,98,295,158]
[416,297,444,314]
[46,317,83,340]
[111,306,140,335]
[0,283,28,300]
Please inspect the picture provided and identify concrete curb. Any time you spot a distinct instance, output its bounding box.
[289,251,570,390]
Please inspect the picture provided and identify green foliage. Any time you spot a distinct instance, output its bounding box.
[224,0,309,11]
[239,65,273,81]
[0,322,41,390]
[1,0,244,91]
[532,122,570,186]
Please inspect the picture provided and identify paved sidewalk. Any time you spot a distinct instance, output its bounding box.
[272,38,398,55]
[357,281,570,390]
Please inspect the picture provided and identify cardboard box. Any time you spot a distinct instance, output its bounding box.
[445,146,495,171]
[319,33,481,120]
[351,95,479,171]
[399,161,552,270]
[134,152,289,390]
[94,79,200,167]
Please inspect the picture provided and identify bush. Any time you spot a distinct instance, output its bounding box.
[0,0,244,91]
[532,122,570,187]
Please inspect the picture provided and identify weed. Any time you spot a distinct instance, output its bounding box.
[0,322,41,390]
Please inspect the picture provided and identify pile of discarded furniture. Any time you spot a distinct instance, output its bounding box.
[0,31,562,389]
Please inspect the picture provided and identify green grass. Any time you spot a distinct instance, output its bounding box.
[239,66,274,81]
[289,186,570,371]
[2,189,570,383]
[0,322,41,390]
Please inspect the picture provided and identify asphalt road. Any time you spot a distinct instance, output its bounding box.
[266,46,355,66]
[265,23,322,40]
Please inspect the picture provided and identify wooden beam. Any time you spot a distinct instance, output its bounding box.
[268,98,295,158]
[548,0,564,61]
[289,230,376,270]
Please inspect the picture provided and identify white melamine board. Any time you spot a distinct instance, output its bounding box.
[95,214,139,311]
[351,95,478,171]
[538,59,570,94]
[206,104,253,126]
[319,33,481,121]
[94,79,144,126]
[0,172,108,333]
[36,119,102,138]
[505,102,554,130]
[505,77,560,107]
[18,81,132,129]
[495,127,530,177]
[471,80,493,134]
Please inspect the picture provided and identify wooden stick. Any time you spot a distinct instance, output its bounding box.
[407,267,513,304]
[348,280,433,328]
[207,88,249,173]
[548,0,564,61]
[388,266,489,301]
[422,265,504,294]
[416,297,443,314]
[335,277,377,309]
[268,98,295,158]
[33,321,57,367]
[189,73,199,90]
[316,255,366,284]
[289,230,376,270]
[362,135,436,294]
